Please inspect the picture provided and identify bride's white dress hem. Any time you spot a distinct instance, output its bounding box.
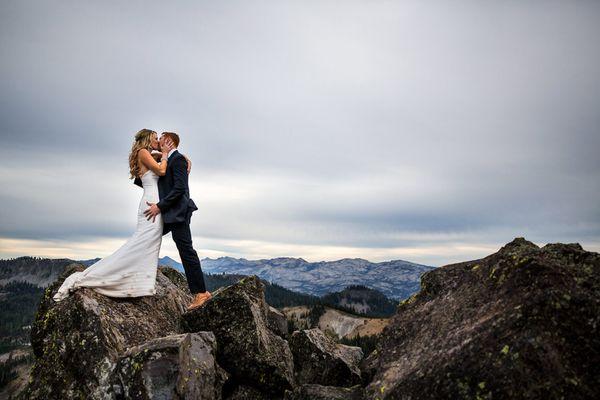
[53,170,163,302]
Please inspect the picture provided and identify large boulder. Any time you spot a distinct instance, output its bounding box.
[181,275,296,398]
[112,332,228,399]
[365,238,600,399]
[22,264,193,399]
[289,328,363,387]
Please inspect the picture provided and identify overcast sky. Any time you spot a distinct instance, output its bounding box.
[1,1,599,267]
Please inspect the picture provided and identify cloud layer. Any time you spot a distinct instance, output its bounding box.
[1,1,599,266]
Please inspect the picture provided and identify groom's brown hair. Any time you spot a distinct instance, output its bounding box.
[161,132,180,148]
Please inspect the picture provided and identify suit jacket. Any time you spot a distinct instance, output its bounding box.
[135,150,198,227]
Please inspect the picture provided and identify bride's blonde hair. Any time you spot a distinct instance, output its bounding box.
[129,129,157,179]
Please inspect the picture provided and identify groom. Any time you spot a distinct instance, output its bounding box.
[143,132,212,311]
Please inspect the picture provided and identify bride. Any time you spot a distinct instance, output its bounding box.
[53,129,183,302]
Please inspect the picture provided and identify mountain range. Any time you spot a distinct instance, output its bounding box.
[182,256,435,300]
[2,255,434,301]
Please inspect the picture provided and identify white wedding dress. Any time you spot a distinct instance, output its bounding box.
[53,170,163,302]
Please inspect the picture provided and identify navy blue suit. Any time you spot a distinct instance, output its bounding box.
[157,150,198,226]
[136,150,206,294]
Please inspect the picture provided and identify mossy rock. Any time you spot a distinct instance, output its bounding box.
[289,328,363,387]
[113,332,229,399]
[22,264,193,399]
[283,383,365,400]
[181,275,295,397]
[366,237,600,399]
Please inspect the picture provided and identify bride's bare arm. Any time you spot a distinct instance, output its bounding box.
[138,139,174,176]
[139,149,167,176]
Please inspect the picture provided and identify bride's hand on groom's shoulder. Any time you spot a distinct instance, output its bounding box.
[184,155,192,174]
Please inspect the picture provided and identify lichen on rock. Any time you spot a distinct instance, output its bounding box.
[112,332,228,399]
[365,237,600,399]
[22,264,193,399]
[181,275,296,398]
[289,328,363,387]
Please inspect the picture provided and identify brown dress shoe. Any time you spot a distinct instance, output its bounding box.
[186,291,212,311]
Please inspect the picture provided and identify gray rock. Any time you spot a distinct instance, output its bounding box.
[365,237,600,399]
[358,348,379,386]
[113,332,228,399]
[158,265,193,295]
[284,384,365,400]
[23,264,192,400]
[267,305,289,337]
[181,275,295,397]
[289,328,363,387]
[224,384,270,400]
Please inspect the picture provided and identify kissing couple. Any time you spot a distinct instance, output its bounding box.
[53,129,212,311]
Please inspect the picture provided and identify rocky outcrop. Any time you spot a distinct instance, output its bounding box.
[23,264,193,399]
[112,332,228,399]
[21,263,368,400]
[20,237,598,400]
[289,328,363,387]
[181,275,296,398]
[267,304,289,337]
[365,237,600,399]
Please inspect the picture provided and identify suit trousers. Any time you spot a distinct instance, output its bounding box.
[164,221,207,294]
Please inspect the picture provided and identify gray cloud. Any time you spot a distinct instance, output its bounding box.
[1,1,599,265]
